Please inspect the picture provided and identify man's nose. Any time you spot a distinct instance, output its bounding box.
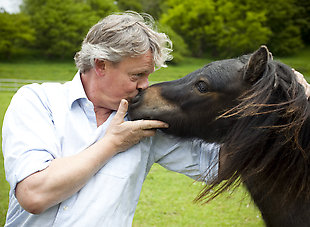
[137,77,149,90]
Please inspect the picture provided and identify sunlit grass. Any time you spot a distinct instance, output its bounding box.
[133,164,264,226]
[0,92,14,226]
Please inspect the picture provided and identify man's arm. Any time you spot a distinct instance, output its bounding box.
[15,99,168,214]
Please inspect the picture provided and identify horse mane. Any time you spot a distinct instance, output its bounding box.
[197,60,310,206]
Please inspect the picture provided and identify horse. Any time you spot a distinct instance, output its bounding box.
[128,46,310,226]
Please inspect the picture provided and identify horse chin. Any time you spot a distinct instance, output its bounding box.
[128,101,179,121]
[128,108,191,136]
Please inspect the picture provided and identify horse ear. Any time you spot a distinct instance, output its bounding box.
[244,45,270,84]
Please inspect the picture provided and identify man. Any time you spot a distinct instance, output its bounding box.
[2,12,219,226]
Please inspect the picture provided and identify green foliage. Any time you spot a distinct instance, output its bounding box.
[139,0,168,20]
[161,0,217,57]
[211,0,271,57]
[116,0,143,12]
[0,12,35,59]
[296,0,310,44]
[269,25,304,56]
[22,0,96,58]
[21,0,117,59]
[158,23,190,64]
[161,0,307,58]
[263,0,304,56]
[1,0,309,61]
[115,0,167,19]
[161,0,272,58]
[86,0,118,18]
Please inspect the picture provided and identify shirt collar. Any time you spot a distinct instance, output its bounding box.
[68,71,88,109]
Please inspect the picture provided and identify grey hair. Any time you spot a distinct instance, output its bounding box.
[74,11,173,73]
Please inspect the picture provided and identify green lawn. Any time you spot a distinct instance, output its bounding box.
[0,58,211,83]
[0,48,309,226]
[0,49,309,82]
[0,92,14,225]
[133,164,263,226]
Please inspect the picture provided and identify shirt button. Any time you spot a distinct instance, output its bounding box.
[63,206,69,211]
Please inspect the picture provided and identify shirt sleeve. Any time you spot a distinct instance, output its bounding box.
[2,84,60,191]
[150,130,219,183]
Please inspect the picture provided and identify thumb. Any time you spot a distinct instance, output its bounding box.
[113,99,128,123]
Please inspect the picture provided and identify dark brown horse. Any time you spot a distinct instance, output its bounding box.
[128,46,310,226]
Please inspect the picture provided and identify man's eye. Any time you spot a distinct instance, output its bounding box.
[196,81,208,93]
[134,73,145,77]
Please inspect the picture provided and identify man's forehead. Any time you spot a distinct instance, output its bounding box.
[123,52,154,70]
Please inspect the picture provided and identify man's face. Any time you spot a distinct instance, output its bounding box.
[94,50,155,110]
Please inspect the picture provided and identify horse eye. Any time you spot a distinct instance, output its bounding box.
[196,81,208,93]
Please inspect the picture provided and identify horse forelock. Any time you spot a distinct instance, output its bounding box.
[199,60,310,206]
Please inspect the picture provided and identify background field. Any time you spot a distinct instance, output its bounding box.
[0,49,309,226]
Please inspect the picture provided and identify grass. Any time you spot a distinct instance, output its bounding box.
[279,46,310,77]
[0,48,309,83]
[0,92,14,225]
[133,164,264,226]
[0,48,309,226]
[0,59,77,81]
[0,58,211,83]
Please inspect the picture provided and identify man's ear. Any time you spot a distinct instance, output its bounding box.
[94,59,106,76]
[244,45,270,84]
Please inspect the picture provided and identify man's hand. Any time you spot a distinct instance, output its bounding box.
[104,99,169,153]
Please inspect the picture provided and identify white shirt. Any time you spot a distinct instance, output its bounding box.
[2,72,219,227]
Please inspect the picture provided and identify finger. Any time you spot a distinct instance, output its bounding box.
[113,99,128,123]
[141,129,157,138]
[136,120,169,130]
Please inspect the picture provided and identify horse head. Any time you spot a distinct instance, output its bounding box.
[129,46,280,143]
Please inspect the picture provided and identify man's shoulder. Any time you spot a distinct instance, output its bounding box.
[17,82,65,96]
[12,82,69,110]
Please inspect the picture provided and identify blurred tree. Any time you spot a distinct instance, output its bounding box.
[5,0,306,60]
[263,0,304,55]
[161,0,217,57]
[140,0,167,20]
[86,0,118,18]
[212,0,271,57]
[115,0,168,20]
[295,0,310,45]
[21,0,44,14]
[115,0,143,12]
[114,0,188,63]
[0,11,35,59]
[158,23,190,64]
[161,0,271,58]
[161,0,305,57]
[21,0,117,58]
